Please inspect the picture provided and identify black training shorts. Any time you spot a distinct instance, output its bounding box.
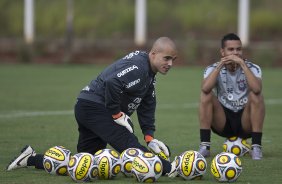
[211,105,251,139]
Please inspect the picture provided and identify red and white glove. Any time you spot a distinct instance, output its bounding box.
[113,112,134,133]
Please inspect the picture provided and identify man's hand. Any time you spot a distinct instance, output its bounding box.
[147,139,170,160]
[113,112,134,133]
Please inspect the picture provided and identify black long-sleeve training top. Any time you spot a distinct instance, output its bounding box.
[77,51,157,136]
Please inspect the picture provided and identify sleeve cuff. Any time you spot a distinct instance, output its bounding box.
[144,135,154,143]
[112,112,122,119]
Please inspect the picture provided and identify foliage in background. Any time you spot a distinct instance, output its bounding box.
[0,0,281,40]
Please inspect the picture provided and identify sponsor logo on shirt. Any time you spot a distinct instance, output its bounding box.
[128,98,142,113]
[231,97,248,107]
[117,65,138,77]
[123,51,140,60]
[220,95,248,108]
[126,79,140,88]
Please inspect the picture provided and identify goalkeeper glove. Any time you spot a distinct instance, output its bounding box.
[113,112,134,133]
[145,135,170,160]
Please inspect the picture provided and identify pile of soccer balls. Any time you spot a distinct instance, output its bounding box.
[43,146,164,182]
[43,139,247,183]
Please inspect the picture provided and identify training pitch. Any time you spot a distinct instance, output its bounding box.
[0,64,281,184]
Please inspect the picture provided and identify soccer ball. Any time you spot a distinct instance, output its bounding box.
[87,161,99,181]
[175,150,207,180]
[223,136,251,156]
[43,146,71,176]
[131,152,163,182]
[93,148,121,180]
[211,152,243,182]
[67,152,94,182]
[120,148,144,177]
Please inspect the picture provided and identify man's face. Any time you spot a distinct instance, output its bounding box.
[221,40,243,72]
[221,40,242,57]
[151,48,178,74]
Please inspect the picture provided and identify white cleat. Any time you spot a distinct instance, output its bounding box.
[6,145,36,171]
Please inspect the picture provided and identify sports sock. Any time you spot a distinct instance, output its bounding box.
[252,132,262,146]
[200,129,211,143]
[27,154,44,169]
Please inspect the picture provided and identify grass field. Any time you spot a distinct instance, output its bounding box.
[0,64,282,184]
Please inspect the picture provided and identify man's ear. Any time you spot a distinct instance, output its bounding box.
[220,48,224,57]
[149,51,156,59]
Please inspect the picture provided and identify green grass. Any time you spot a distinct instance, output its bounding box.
[0,64,282,183]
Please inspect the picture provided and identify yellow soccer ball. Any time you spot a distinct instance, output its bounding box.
[175,150,207,180]
[43,146,71,176]
[211,152,242,182]
[131,152,163,183]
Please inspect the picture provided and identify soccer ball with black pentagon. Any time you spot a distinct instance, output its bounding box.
[223,136,251,156]
[43,146,71,176]
[67,152,94,182]
[211,152,242,182]
[175,150,207,180]
[92,148,121,180]
[120,148,144,177]
[131,152,163,183]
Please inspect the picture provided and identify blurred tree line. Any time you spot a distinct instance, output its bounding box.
[0,0,281,66]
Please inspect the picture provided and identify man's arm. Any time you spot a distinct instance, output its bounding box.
[222,55,262,94]
[136,80,156,137]
[240,61,262,94]
[201,62,223,94]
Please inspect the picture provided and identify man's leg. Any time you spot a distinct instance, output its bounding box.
[241,92,265,160]
[198,92,226,157]
[75,100,173,175]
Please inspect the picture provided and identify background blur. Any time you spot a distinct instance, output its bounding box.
[0,0,281,66]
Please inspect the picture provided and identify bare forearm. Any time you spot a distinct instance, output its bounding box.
[202,63,223,94]
[240,62,262,94]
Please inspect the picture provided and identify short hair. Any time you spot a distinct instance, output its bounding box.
[221,33,241,48]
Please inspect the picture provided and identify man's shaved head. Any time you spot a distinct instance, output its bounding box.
[150,37,177,54]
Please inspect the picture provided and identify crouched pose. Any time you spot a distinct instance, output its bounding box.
[7,37,178,176]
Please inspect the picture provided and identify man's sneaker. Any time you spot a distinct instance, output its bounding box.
[167,157,178,178]
[198,142,210,157]
[6,145,36,171]
[251,144,262,160]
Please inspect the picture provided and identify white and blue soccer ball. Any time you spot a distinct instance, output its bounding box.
[43,146,71,176]
[92,148,121,180]
[175,150,207,180]
[67,152,94,182]
[211,152,243,182]
[120,148,144,177]
[131,152,163,183]
[223,136,251,156]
